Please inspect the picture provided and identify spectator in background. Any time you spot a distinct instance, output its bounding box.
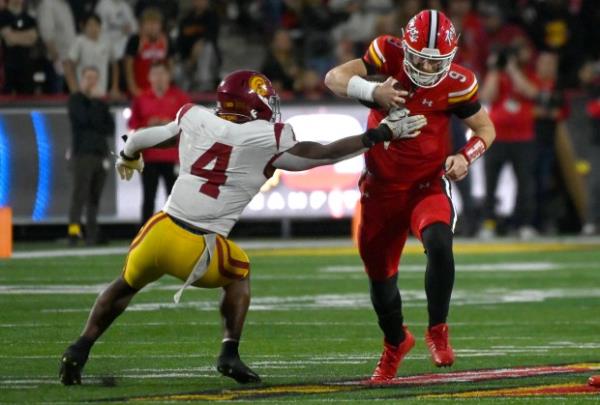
[95,0,137,60]
[124,8,174,97]
[520,0,583,88]
[0,0,38,94]
[128,61,189,223]
[532,51,567,233]
[67,66,114,246]
[579,59,600,235]
[331,1,379,51]
[134,0,178,32]
[68,0,99,31]
[480,36,539,239]
[448,0,487,79]
[37,0,76,93]
[64,13,119,97]
[480,1,527,60]
[175,0,220,92]
[260,29,301,94]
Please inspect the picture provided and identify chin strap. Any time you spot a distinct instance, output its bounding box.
[458,136,487,165]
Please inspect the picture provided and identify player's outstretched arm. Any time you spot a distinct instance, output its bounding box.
[445,108,496,182]
[324,59,408,109]
[273,109,426,172]
[116,121,180,180]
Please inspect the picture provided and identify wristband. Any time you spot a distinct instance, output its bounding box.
[361,125,393,148]
[459,136,487,165]
[120,150,140,161]
[347,75,379,102]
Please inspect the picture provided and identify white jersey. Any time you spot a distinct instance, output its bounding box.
[163,104,296,236]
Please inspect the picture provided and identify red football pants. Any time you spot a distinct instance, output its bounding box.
[358,176,456,281]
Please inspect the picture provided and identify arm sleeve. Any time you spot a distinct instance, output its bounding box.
[451,100,482,119]
[123,121,180,157]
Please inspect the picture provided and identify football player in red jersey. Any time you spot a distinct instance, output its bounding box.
[325,9,496,382]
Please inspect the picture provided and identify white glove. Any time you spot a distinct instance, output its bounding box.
[115,152,144,180]
[380,108,427,140]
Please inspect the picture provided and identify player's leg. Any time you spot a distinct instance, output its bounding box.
[411,178,457,367]
[60,277,139,385]
[161,229,259,383]
[216,276,260,383]
[59,212,169,385]
[359,194,414,381]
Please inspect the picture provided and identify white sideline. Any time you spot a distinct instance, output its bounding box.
[6,236,600,259]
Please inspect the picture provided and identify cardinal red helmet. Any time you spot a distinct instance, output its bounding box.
[216,70,281,123]
[402,9,458,88]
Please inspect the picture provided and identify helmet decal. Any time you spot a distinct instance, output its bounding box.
[445,24,456,46]
[406,17,419,43]
[249,75,269,97]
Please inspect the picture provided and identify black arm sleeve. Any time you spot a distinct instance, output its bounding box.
[451,100,482,119]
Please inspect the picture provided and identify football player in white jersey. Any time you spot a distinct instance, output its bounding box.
[59,70,427,386]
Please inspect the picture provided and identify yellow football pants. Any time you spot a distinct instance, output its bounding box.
[122,212,250,290]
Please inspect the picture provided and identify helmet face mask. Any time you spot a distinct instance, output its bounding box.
[403,43,456,88]
[401,9,458,88]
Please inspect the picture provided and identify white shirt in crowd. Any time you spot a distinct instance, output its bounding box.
[68,35,116,95]
[95,0,138,59]
[36,0,76,67]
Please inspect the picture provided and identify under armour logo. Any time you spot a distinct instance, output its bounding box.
[422,98,433,107]
[419,182,430,189]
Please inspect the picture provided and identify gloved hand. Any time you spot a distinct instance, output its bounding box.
[380,108,427,140]
[115,151,144,180]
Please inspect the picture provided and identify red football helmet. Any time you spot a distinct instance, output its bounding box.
[216,70,281,123]
[402,9,458,88]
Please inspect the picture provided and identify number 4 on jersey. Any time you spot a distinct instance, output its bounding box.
[191,142,233,198]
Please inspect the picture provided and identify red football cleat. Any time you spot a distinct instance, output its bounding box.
[370,327,415,383]
[425,323,454,367]
[589,375,600,387]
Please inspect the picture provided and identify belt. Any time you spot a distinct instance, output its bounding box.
[167,214,208,235]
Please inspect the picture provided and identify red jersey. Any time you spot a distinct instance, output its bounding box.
[129,86,191,163]
[362,35,479,189]
[488,71,535,143]
[125,34,172,91]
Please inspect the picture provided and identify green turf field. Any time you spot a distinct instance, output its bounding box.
[1,241,600,404]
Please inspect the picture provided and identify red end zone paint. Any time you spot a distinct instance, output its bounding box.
[421,383,600,399]
[123,363,600,402]
[348,363,600,386]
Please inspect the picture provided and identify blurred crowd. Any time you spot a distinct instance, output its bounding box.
[0,0,599,97]
[2,0,600,239]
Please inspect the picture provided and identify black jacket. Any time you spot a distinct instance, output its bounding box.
[68,92,115,156]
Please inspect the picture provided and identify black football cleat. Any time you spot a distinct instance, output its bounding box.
[216,355,261,384]
[59,346,89,386]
